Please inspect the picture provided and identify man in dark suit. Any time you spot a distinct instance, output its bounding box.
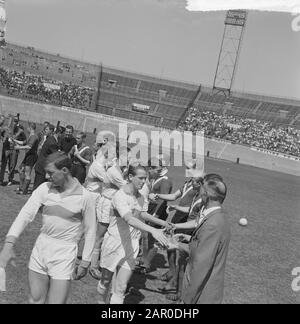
[33,124,59,191]
[169,176,230,304]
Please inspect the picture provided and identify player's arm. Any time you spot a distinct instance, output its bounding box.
[174,219,197,230]
[14,138,32,150]
[80,193,98,268]
[14,144,31,150]
[123,212,169,247]
[13,139,27,146]
[151,189,182,202]
[74,153,91,166]
[93,164,106,182]
[0,185,47,269]
[140,211,168,228]
[106,166,126,189]
[114,191,168,247]
[169,205,190,214]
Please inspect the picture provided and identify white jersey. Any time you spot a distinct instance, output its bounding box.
[106,188,148,242]
[7,181,97,263]
[101,164,127,199]
[85,160,106,193]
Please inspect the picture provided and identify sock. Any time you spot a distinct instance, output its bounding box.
[19,173,25,190]
[110,293,124,304]
[22,179,31,194]
[91,249,100,269]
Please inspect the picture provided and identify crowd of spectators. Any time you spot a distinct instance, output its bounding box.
[0,67,94,109]
[1,67,299,157]
[179,108,300,157]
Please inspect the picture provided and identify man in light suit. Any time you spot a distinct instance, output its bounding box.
[169,176,230,304]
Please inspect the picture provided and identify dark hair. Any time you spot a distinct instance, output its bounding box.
[29,122,36,130]
[44,121,50,126]
[127,164,147,177]
[44,152,72,171]
[77,131,86,140]
[205,179,227,204]
[66,125,74,132]
[204,173,223,182]
[48,124,55,132]
[57,126,66,134]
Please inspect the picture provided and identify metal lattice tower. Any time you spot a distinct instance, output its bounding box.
[213,10,247,97]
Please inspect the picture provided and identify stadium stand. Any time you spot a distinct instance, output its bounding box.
[0,42,299,157]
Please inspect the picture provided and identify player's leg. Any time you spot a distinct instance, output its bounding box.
[47,279,71,304]
[28,270,49,304]
[110,266,133,304]
[0,150,8,184]
[142,232,158,272]
[22,165,32,194]
[160,250,176,282]
[91,197,111,278]
[90,222,108,280]
[97,268,114,304]
[8,150,18,183]
[17,164,25,193]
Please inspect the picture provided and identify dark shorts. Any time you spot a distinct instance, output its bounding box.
[22,154,38,168]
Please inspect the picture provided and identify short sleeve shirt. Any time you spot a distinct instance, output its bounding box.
[107,189,145,241]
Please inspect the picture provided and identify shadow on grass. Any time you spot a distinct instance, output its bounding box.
[124,253,169,304]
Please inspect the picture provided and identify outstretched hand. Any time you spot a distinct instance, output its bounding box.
[173,233,191,243]
[148,193,157,202]
[164,221,176,233]
[151,229,169,248]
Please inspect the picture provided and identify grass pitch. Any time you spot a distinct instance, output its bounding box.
[0,151,299,304]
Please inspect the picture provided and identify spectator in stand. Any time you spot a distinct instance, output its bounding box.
[59,125,76,155]
[0,67,94,110]
[179,108,300,157]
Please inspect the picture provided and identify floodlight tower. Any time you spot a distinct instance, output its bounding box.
[212,10,247,97]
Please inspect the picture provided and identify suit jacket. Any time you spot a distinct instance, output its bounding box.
[182,207,231,304]
[35,135,59,174]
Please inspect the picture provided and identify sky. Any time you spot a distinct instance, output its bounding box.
[3,0,300,100]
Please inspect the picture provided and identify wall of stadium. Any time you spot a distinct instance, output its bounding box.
[0,95,299,176]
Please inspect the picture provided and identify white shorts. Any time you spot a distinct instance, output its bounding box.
[100,234,139,272]
[96,196,112,224]
[28,234,78,280]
